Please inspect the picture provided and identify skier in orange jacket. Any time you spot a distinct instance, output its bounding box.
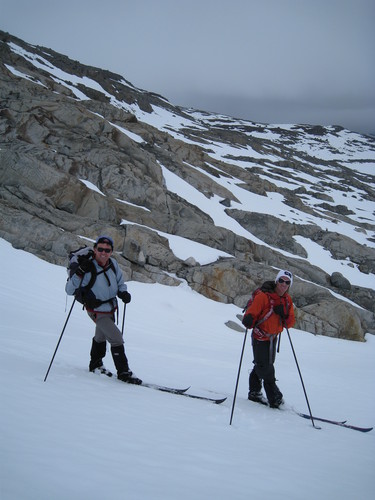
[242,270,295,408]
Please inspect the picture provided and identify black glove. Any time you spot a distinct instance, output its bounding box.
[273,305,285,319]
[118,290,131,304]
[76,255,92,276]
[242,314,253,329]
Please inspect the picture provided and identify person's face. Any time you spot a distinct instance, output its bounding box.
[94,243,113,266]
[275,277,291,296]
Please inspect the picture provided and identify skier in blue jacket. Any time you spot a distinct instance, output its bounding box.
[66,235,142,384]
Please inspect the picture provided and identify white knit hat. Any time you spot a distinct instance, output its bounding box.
[275,269,293,286]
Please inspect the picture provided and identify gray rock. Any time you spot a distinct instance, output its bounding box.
[1,29,374,342]
[225,321,245,333]
[330,272,351,290]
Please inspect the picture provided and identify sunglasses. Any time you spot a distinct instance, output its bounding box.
[96,247,112,253]
[278,278,291,285]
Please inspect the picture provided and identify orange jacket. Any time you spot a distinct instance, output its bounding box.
[243,285,295,341]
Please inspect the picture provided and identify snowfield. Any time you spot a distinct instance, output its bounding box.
[0,238,374,500]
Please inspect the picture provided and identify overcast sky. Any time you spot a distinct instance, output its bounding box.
[1,0,374,135]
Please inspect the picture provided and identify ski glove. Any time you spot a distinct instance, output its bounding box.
[242,314,253,329]
[76,255,92,276]
[273,305,285,319]
[118,291,131,304]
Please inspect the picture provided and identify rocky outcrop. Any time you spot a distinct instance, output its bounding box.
[1,30,375,341]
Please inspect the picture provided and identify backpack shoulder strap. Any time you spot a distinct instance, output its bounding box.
[83,260,97,289]
[243,288,274,327]
[242,287,261,313]
[108,257,116,273]
[255,293,274,327]
[91,258,117,287]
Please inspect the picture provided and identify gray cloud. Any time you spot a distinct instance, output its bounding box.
[1,0,374,135]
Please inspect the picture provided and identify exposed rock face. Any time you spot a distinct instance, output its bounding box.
[1,30,375,341]
[330,272,351,290]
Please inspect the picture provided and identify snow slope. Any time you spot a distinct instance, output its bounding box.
[0,238,374,500]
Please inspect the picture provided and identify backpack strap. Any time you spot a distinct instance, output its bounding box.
[95,258,116,287]
[75,258,117,308]
[85,260,98,289]
[243,288,274,324]
[255,294,275,328]
[251,294,275,339]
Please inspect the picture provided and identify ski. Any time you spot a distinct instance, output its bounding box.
[141,382,190,395]
[90,370,226,403]
[177,392,227,404]
[142,383,226,403]
[296,413,346,425]
[296,412,373,433]
[247,400,372,432]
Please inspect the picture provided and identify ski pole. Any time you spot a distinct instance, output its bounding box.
[121,229,127,337]
[283,322,320,429]
[229,328,248,425]
[44,298,76,382]
[277,331,281,353]
[121,303,127,337]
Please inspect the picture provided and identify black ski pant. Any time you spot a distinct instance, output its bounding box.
[249,336,282,404]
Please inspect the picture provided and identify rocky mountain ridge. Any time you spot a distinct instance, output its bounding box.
[1,30,375,341]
